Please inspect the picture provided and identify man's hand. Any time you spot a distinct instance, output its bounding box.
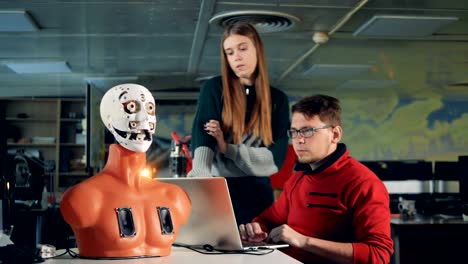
[239,222,268,242]
[269,224,307,248]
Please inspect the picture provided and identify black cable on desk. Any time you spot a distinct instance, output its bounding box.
[54,248,78,258]
[48,243,274,260]
[172,243,275,255]
[53,248,163,260]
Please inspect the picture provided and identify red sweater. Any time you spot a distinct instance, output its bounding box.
[253,144,393,264]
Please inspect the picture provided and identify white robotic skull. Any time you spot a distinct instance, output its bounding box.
[100,83,156,152]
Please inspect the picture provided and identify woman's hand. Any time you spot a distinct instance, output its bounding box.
[204,120,227,154]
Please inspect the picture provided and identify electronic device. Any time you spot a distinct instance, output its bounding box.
[158,177,288,251]
[0,244,44,263]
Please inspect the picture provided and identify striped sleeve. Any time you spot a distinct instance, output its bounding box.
[222,88,290,176]
[188,77,223,177]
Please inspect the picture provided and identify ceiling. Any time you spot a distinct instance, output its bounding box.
[0,0,468,101]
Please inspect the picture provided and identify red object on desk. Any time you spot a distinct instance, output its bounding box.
[170,131,192,174]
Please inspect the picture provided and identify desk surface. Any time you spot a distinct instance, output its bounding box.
[390,214,468,264]
[391,214,468,225]
[45,247,301,264]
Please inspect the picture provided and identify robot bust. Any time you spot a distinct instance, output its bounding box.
[60,84,191,258]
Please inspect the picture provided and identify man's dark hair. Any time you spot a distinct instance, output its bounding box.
[291,94,341,127]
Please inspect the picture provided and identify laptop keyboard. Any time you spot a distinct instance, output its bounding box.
[242,241,272,247]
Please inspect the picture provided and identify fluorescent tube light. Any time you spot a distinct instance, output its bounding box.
[0,10,39,32]
[5,61,72,74]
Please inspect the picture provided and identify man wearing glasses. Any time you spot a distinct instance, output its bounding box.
[239,95,393,264]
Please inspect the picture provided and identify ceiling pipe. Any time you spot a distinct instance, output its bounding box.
[187,0,216,75]
[276,0,369,83]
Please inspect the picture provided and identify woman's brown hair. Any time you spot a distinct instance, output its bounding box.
[220,23,272,146]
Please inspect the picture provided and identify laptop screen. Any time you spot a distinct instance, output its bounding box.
[157,177,245,250]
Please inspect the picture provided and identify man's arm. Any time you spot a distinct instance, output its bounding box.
[347,178,393,264]
[243,218,354,264]
[279,179,392,264]
[269,225,353,264]
[239,222,268,242]
[255,171,392,264]
[240,172,301,239]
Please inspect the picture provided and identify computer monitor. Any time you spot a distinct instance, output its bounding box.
[3,152,45,247]
[459,156,468,204]
[1,103,7,232]
[5,152,44,203]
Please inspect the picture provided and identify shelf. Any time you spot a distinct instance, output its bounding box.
[60,172,89,177]
[61,143,85,147]
[3,97,89,192]
[6,117,57,122]
[60,118,84,122]
[7,143,56,147]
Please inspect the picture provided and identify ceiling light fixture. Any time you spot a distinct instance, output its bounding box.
[0,10,39,32]
[85,76,139,89]
[353,15,458,37]
[209,10,300,33]
[312,32,329,44]
[5,61,71,74]
[303,64,371,77]
[336,80,398,90]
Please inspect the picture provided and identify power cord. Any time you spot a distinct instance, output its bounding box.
[47,243,274,259]
[64,248,79,258]
[46,248,79,259]
[52,248,166,260]
[172,243,275,255]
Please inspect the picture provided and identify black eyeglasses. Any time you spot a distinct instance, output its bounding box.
[287,125,333,139]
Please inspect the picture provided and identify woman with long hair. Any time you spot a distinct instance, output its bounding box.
[188,22,290,225]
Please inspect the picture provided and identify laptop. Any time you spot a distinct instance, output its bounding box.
[158,177,289,251]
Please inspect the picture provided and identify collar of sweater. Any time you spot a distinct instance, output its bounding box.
[294,143,347,175]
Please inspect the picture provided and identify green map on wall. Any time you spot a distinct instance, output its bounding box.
[153,95,468,163]
[341,97,468,161]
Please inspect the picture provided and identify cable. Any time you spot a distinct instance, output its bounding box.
[173,243,275,255]
[48,243,274,260]
[46,248,79,259]
[54,248,162,260]
[78,255,161,260]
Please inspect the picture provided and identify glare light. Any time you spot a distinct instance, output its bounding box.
[140,168,152,178]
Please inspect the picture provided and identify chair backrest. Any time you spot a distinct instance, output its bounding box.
[270,144,296,189]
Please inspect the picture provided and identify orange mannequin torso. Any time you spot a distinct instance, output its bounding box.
[60,144,191,258]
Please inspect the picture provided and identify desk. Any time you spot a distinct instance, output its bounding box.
[46,247,301,264]
[391,215,468,264]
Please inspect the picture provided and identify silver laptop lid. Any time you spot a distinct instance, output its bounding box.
[157,177,245,250]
